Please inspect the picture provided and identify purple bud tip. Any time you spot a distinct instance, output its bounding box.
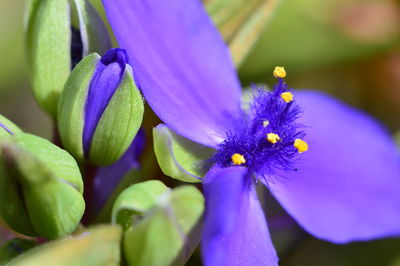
[0,122,14,135]
[100,48,129,67]
[83,48,129,156]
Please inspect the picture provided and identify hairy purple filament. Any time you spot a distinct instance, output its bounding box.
[211,79,305,181]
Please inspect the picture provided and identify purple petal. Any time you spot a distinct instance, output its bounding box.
[83,48,128,155]
[91,129,145,214]
[102,0,242,147]
[202,166,278,266]
[269,90,400,243]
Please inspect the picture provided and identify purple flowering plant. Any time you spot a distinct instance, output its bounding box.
[1,0,400,265]
[102,0,400,264]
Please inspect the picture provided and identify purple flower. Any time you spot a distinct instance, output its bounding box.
[102,0,400,265]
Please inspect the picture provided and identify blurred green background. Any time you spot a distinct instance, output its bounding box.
[0,0,400,265]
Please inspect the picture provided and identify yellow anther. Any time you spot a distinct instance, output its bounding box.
[231,153,246,165]
[263,120,270,127]
[273,66,286,78]
[280,92,294,103]
[294,139,309,153]
[266,133,281,144]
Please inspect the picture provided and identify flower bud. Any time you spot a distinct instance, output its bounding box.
[112,181,204,266]
[0,133,85,239]
[58,48,144,166]
[25,0,112,117]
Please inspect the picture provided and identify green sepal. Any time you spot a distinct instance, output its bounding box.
[58,53,100,162]
[112,180,170,231]
[0,115,23,140]
[15,133,83,193]
[0,238,37,265]
[7,225,122,266]
[25,0,71,117]
[113,181,204,266]
[153,124,214,183]
[0,145,36,236]
[89,65,144,165]
[0,134,84,239]
[70,0,112,56]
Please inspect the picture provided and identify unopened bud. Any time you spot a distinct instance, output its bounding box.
[25,0,112,117]
[58,48,144,166]
[0,133,84,239]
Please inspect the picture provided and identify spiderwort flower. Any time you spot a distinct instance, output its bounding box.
[58,48,144,166]
[102,0,400,265]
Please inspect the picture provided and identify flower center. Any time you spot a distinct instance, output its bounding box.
[211,67,308,180]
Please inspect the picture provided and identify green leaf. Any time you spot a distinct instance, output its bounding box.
[239,0,400,79]
[25,0,71,117]
[113,181,204,266]
[89,65,144,165]
[207,0,251,27]
[281,237,400,266]
[153,124,214,183]
[8,225,122,266]
[228,0,282,67]
[0,238,37,265]
[58,53,100,162]
[207,0,282,67]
